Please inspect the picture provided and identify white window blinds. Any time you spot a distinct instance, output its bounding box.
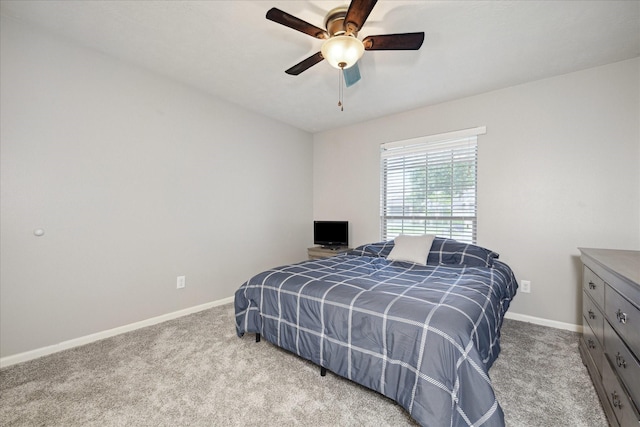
[380,127,485,243]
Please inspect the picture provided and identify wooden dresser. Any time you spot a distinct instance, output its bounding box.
[579,248,640,427]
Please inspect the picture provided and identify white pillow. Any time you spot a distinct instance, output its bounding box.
[386,234,436,266]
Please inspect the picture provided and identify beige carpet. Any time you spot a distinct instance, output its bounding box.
[0,303,607,426]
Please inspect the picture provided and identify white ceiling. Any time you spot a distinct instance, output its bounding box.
[1,0,639,133]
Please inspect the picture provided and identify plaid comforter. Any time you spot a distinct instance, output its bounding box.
[235,251,517,426]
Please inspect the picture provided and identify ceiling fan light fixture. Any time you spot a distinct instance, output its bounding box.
[321,35,364,70]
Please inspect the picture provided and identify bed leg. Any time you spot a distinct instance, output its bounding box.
[320,367,326,377]
[255,333,260,343]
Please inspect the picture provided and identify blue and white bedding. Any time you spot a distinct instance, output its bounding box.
[235,238,518,426]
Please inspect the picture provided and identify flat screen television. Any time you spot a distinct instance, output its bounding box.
[314,221,349,248]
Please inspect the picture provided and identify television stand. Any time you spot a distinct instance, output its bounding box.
[308,246,350,260]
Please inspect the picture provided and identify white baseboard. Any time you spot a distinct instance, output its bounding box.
[504,311,582,333]
[1,302,579,369]
[0,296,234,369]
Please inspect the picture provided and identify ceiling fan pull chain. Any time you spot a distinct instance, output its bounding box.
[338,62,345,111]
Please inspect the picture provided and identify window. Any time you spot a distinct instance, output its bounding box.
[380,127,486,243]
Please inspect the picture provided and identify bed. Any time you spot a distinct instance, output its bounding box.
[234,236,518,426]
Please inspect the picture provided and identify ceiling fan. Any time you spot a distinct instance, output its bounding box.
[266,0,424,77]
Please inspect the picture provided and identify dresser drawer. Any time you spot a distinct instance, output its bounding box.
[584,266,605,310]
[602,355,640,427]
[606,284,640,357]
[580,248,640,427]
[605,320,640,405]
[584,290,604,344]
[583,319,603,374]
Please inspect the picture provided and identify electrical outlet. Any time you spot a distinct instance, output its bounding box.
[521,280,531,293]
[177,275,186,289]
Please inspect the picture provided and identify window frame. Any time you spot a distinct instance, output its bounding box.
[380,126,486,244]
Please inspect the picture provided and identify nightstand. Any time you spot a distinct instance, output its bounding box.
[307,246,350,260]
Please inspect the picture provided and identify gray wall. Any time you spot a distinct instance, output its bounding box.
[2,14,638,361]
[313,58,640,327]
[0,18,313,359]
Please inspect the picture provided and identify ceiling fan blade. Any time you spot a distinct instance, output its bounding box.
[266,8,328,40]
[363,32,425,50]
[344,0,378,35]
[285,52,324,75]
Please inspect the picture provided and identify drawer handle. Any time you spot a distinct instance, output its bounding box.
[616,352,627,369]
[587,338,596,349]
[588,310,596,320]
[616,309,627,324]
[611,391,623,409]
[588,281,596,290]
